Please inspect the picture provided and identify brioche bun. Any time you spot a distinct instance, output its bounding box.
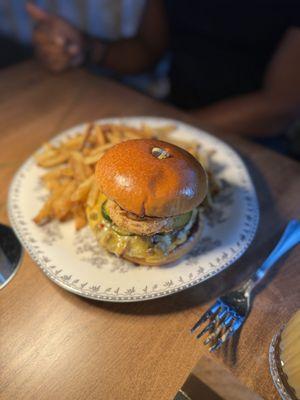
[95,139,207,217]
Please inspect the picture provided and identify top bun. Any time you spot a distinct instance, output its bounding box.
[95,139,207,217]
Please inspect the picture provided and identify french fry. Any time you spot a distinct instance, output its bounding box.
[82,142,116,165]
[139,123,153,138]
[152,124,176,136]
[72,203,87,230]
[37,150,70,168]
[87,182,100,207]
[62,135,84,150]
[94,125,107,146]
[69,152,87,181]
[71,176,94,202]
[84,164,93,177]
[85,141,115,157]
[33,196,54,225]
[83,152,105,165]
[121,131,142,140]
[109,130,123,144]
[80,123,94,151]
[42,166,73,182]
[52,181,77,220]
[82,148,91,156]
[44,179,66,191]
[35,148,57,164]
[100,125,112,143]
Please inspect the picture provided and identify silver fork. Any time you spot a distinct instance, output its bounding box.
[0,223,23,289]
[191,219,300,352]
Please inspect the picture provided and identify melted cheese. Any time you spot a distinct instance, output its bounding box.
[86,194,198,262]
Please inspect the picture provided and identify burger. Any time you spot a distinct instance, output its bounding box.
[86,139,208,266]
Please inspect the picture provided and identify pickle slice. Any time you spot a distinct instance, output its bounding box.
[101,200,112,222]
[172,211,192,229]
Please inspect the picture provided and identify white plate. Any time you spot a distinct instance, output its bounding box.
[8,117,259,302]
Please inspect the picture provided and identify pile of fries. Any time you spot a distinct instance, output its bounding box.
[34,122,216,230]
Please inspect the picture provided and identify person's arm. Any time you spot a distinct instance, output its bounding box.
[27,0,168,74]
[191,28,300,136]
[89,0,168,74]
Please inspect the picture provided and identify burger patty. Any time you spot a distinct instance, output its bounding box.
[86,194,202,262]
[106,199,192,236]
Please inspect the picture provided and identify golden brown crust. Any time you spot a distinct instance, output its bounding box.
[95,139,208,217]
[122,217,203,266]
[106,199,190,236]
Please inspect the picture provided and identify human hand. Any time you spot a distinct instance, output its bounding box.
[27,2,86,72]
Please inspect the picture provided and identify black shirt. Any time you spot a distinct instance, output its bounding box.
[165,1,300,109]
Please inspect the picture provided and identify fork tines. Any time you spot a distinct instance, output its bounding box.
[191,299,244,352]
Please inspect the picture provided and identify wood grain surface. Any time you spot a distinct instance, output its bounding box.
[0,61,300,400]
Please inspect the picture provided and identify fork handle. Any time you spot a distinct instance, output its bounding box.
[249,220,300,289]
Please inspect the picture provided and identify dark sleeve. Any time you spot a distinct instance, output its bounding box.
[289,4,300,28]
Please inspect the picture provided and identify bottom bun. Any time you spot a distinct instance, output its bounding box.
[121,217,203,266]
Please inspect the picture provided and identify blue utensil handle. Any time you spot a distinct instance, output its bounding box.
[252,220,300,284]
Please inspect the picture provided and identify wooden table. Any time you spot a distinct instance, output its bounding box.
[1,61,299,400]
